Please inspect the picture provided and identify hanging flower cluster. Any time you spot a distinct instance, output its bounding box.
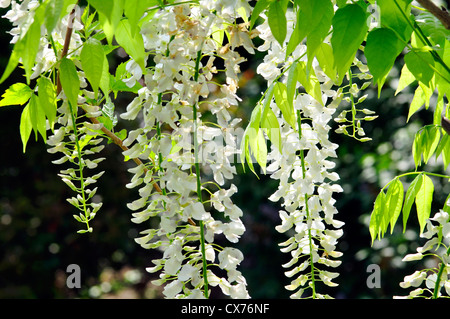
[396,209,450,298]
[123,1,253,298]
[253,11,346,299]
[2,1,105,233]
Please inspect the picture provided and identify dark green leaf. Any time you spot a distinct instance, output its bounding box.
[365,28,403,96]
[331,4,368,84]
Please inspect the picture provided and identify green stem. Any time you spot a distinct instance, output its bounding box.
[347,69,357,138]
[193,49,209,298]
[433,244,450,298]
[297,109,316,298]
[381,171,450,192]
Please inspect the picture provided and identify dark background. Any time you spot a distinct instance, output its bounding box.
[0,3,448,299]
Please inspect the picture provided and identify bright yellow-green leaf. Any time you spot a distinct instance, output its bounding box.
[37,77,57,131]
[261,107,281,152]
[0,83,33,107]
[274,82,296,128]
[296,61,323,105]
[370,190,386,244]
[395,64,415,95]
[407,85,426,122]
[81,38,105,97]
[316,42,336,81]
[423,126,440,164]
[20,103,32,153]
[115,18,146,71]
[403,174,423,232]
[386,178,404,234]
[59,58,80,109]
[29,94,47,142]
[415,174,434,235]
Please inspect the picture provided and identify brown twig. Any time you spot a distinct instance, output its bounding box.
[416,0,450,29]
[54,4,197,227]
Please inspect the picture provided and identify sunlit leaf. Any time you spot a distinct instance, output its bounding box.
[415,174,434,235]
[403,174,423,232]
[0,83,33,107]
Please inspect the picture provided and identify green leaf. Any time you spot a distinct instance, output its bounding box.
[415,174,434,235]
[268,0,287,46]
[20,103,32,153]
[261,83,275,121]
[378,0,413,43]
[404,51,435,87]
[22,18,42,84]
[253,128,267,173]
[370,190,386,244]
[261,107,281,152]
[315,42,336,81]
[0,83,33,107]
[395,64,415,95]
[0,47,21,85]
[403,173,423,232]
[412,128,424,168]
[124,0,158,36]
[87,0,114,23]
[365,28,403,96]
[29,94,47,142]
[435,39,450,97]
[303,0,334,62]
[240,104,262,176]
[250,0,270,29]
[45,0,65,34]
[59,58,80,108]
[407,85,426,122]
[81,38,105,97]
[115,18,146,71]
[274,82,296,128]
[331,4,368,85]
[385,178,404,234]
[439,133,450,168]
[37,77,57,130]
[286,61,298,104]
[286,9,304,59]
[99,54,110,96]
[422,126,440,164]
[296,61,323,105]
[95,0,124,44]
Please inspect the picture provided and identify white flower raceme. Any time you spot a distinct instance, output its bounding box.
[254,11,344,299]
[397,210,450,298]
[123,1,252,299]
